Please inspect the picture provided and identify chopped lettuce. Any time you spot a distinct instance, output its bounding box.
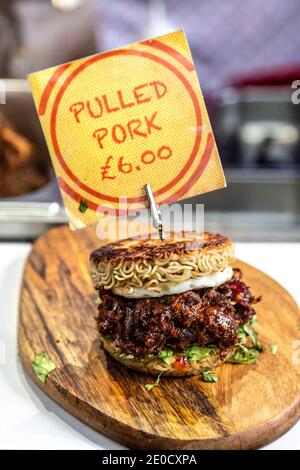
[237,322,257,346]
[237,326,247,344]
[32,352,56,383]
[158,349,173,365]
[227,345,259,364]
[255,342,264,352]
[185,345,213,362]
[236,320,263,352]
[228,320,263,364]
[243,323,258,346]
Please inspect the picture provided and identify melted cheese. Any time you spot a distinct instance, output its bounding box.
[113,266,233,299]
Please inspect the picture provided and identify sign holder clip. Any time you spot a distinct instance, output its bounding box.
[144,184,165,241]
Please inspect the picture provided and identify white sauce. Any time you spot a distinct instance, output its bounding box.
[113,266,233,299]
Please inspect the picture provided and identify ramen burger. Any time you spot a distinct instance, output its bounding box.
[90,232,262,376]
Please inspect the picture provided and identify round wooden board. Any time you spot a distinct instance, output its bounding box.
[18,225,300,449]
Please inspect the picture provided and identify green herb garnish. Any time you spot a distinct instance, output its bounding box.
[185,345,213,362]
[79,199,88,213]
[94,295,102,304]
[158,349,173,365]
[203,370,218,382]
[270,344,278,356]
[32,352,56,384]
[145,372,163,392]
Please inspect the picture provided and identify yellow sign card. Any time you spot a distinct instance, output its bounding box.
[28,30,225,229]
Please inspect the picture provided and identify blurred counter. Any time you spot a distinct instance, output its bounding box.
[0,79,299,242]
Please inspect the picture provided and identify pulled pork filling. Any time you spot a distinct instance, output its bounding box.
[96,269,261,358]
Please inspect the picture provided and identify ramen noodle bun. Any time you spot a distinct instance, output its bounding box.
[90,232,262,377]
[90,232,235,298]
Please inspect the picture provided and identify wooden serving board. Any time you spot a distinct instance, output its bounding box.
[19,225,300,449]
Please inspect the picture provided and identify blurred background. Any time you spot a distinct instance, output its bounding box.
[0,0,300,241]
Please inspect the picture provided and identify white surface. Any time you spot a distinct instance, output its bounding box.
[0,242,299,450]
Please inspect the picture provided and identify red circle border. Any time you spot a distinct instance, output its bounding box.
[50,48,203,204]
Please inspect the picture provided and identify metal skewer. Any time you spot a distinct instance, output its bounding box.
[144,184,165,241]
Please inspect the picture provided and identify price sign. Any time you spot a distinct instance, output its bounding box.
[29,30,226,229]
